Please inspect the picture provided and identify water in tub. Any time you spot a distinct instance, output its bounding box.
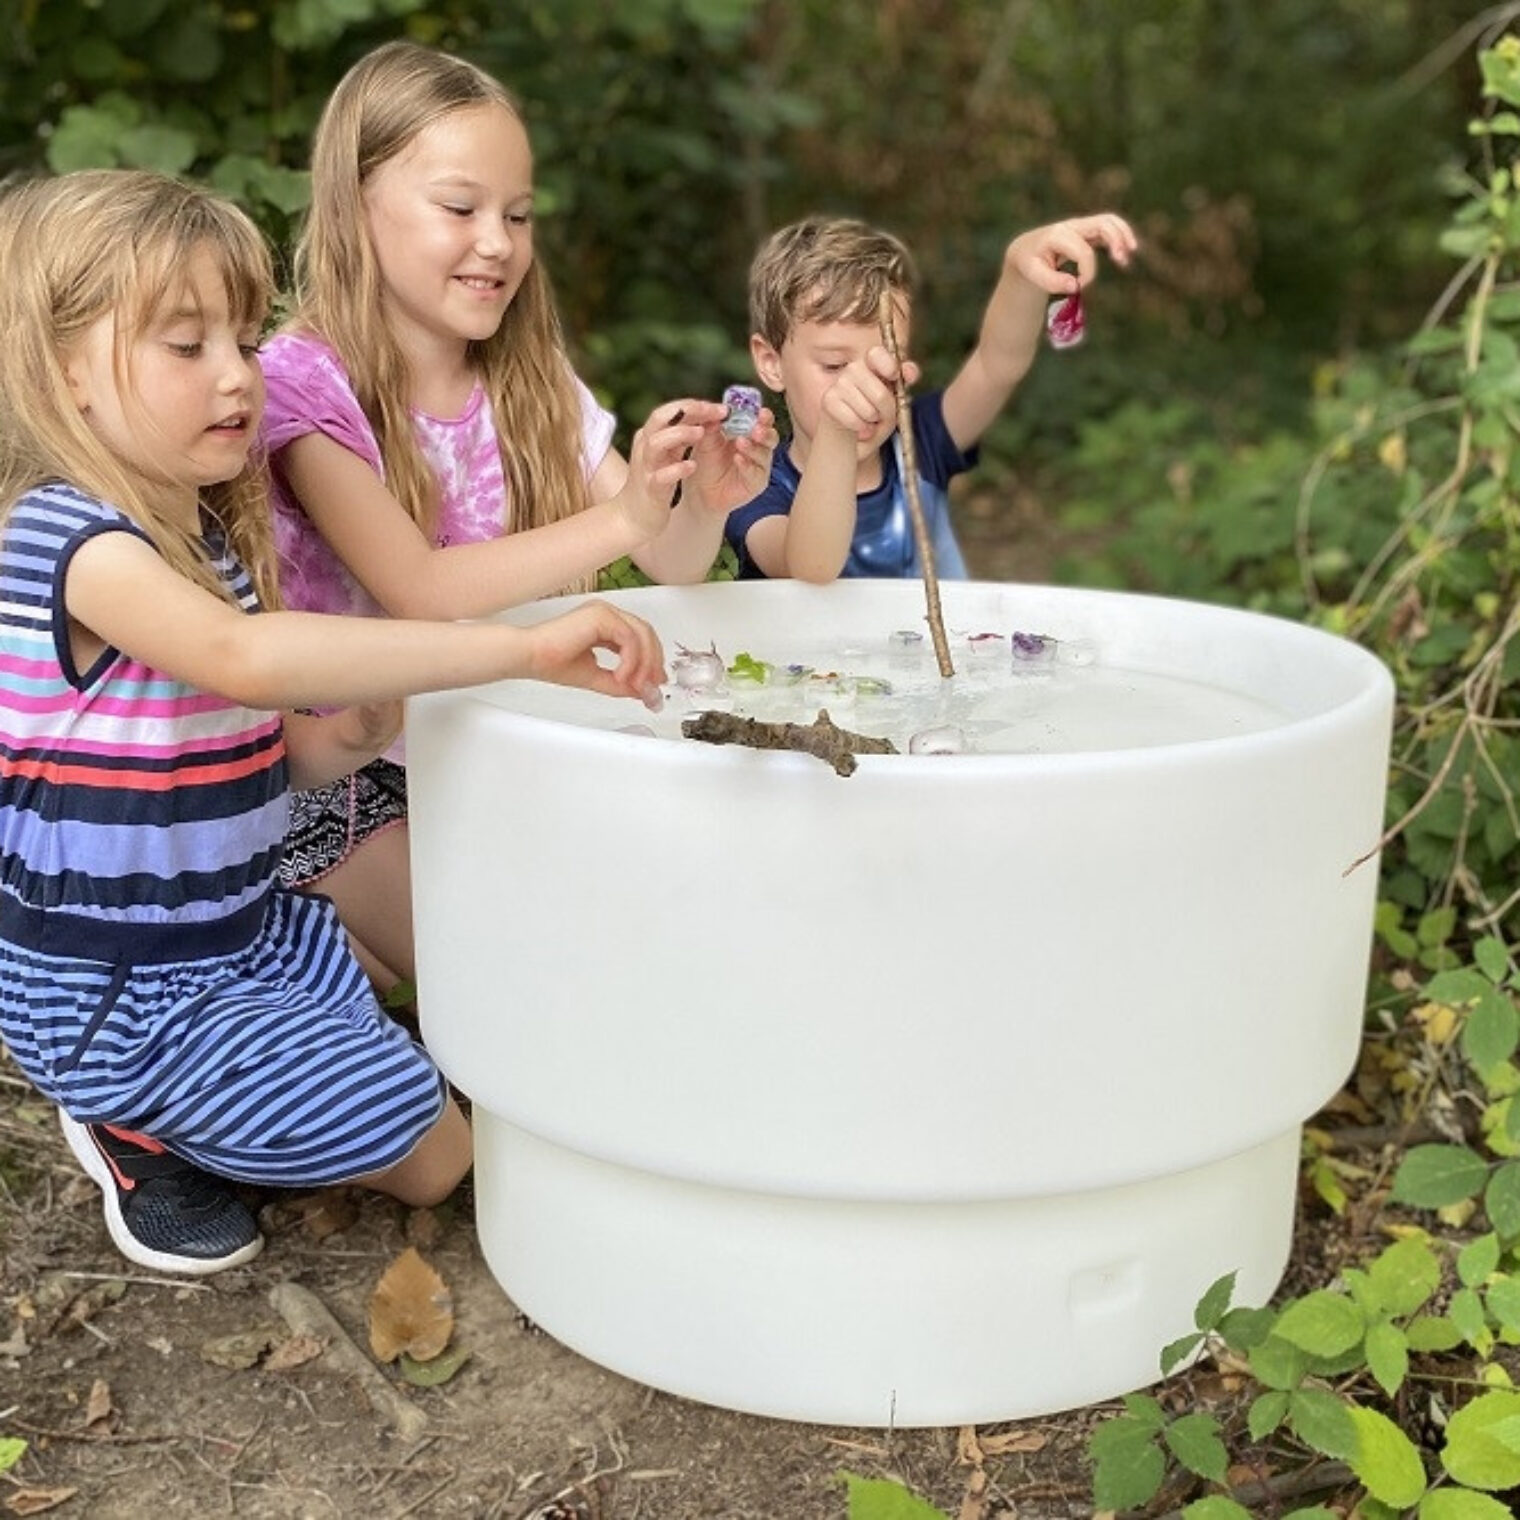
[500,625,1287,756]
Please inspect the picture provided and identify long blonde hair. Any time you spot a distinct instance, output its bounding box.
[0,169,279,606]
[291,41,594,592]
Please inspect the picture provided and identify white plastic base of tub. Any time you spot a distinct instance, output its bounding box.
[474,1110,1298,1427]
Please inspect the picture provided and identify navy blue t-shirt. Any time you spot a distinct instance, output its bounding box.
[724,390,976,579]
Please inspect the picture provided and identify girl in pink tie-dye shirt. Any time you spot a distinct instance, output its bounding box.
[260,41,776,1000]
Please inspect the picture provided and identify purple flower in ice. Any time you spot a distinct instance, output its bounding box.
[720,384,763,438]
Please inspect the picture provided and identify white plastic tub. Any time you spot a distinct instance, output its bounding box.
[407,580,1393,1427]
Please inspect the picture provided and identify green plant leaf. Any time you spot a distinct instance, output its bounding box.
[1485,1162,1520,1239]
[1218,1305,1276,1352]
[1365,1321,1410,1396]
[1391,1145,1490,1208]
[0,1438,25,1475]
[1161,1331,1204,1376]
[1195,1271,1237,1331]
[1181,1498,1253,1520]
[1466,987,1520,1073]
[1121,1394,1166,1429]
[842,1473,949,1520]
[1420,1489,1519,1520]
[1450,1287,1493,1350]
[1164,1413,1228,1483]
[1406,1314,1464,1352]
[1441,1390,1520,1489]
[1273,1291,1365,1357]
[1347,1403,1429,1507]
[1366,1236,1442,1316]
[1476,937,1511,984]
[1249,1334,1309,1390]
[1289,1388,1359,1460]
[1459,1233,1503,1288]
[1484,1273,1520,1332]
[1091,1437,1166,1514]
[1248,1389,1290,1441]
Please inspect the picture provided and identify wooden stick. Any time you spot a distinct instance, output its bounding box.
[681,708,896,776]
[878,291,955,678]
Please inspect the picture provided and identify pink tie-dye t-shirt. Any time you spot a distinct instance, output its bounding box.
[259,331,616,620]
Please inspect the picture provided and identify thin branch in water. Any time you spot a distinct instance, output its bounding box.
[878,291,954,678]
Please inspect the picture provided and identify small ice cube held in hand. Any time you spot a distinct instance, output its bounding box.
[909,725,968,756]
[720,384,763,438]
[1045,291,1085,350]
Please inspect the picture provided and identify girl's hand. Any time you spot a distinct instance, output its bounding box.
[615,403,720,541]
[685,401,780,516]
[1005,213,1138,295]
[525,600,668,709]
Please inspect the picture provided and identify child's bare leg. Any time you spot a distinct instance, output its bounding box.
[311,824,417,987]
[357,1100,471,1207]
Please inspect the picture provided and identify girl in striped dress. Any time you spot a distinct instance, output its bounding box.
[0,170,670,1275]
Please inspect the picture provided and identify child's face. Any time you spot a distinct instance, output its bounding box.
[64,246,264,513]
[751,297,912,461]
[363,102,535,361]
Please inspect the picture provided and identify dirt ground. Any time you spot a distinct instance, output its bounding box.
[1,1046,1115,1520]
[0,497,1343,1520]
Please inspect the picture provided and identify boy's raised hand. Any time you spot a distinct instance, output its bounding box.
[820,348,921,443]
[1005,213,1138,294]
[524,600,668,709]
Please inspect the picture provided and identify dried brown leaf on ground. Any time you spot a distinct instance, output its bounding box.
[199,1326,279,1370]
[368,1246,452,1363]
[82,1378,114,1432]
[296,1187,360,1240]
[5,1490,79,1517]
[262,1332,326,1372]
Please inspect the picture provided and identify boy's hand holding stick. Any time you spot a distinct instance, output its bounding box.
[878,292,954,679]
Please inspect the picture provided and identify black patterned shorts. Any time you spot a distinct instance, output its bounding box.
[279,757,409,889]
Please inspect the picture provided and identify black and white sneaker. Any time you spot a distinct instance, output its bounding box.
[59,1112,263,1275]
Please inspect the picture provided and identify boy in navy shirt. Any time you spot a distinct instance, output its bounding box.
[726,212,1137,582]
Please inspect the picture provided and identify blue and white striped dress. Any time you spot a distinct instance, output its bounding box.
[0,484,446,1186]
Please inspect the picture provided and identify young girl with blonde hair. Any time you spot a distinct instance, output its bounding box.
[0,168,668,1275]
[262,40,775,995]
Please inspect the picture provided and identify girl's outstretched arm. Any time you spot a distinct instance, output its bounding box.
[276,405,708,619]
[63,530,667,712]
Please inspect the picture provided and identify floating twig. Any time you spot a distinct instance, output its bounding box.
[681,708,896,776]
[878,291,954,678]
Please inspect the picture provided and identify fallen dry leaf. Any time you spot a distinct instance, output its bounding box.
[83,1378,114,1431]
[297,1188,359,1241]
[369,1247,452,1364]
[263,1333,326,1373]
[62,1279,126,1331]
[957,1466,989,1520]
[956,1425,983,1466]
[5,1489,79,1516]
[200,1327,279,1370]
[978,1428,1048,1455]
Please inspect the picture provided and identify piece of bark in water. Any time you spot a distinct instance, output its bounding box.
[681,708,897,777]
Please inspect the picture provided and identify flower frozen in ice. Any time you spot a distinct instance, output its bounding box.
[1045,290,1085,350]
